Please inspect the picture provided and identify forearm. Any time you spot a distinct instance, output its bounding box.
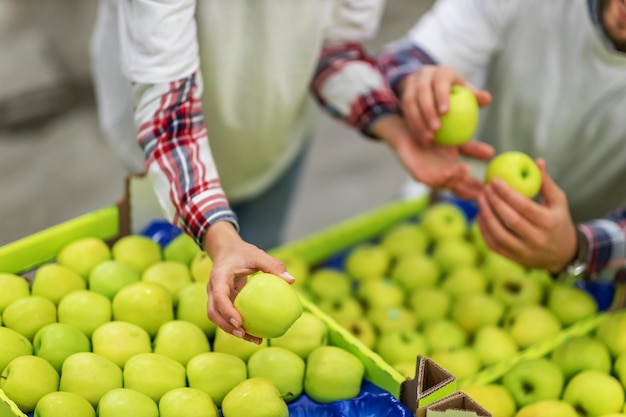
[310,42,401,139]
[134,72,238,248]
[579,206,626,280]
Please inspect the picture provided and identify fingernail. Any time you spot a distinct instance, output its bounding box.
[430,120,440,130]
[254,339,263,345]
[233,329,244,338]
[282,272,295,282]
[230,318,239,328]
[439,104,448,113]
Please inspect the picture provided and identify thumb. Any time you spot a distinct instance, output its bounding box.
[256,252,295,284]
[464,83,492,108]
[459,141,495,161]
[536,158,562,206]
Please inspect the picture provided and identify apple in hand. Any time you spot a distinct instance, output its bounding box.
[515,400,579,417]
[159,387,219,417]
[91,321,153,368]
[409,288,451,325]
[212,327,268,361]
[547,283,598,326]
[562,370,625,416]
[153,320,210,366]
[163,232,201,266]
[304,346,365,403]
[186,351,248,408]
[0,326,33,373]
[221,377,288,417]
[471,325,518,367]
[0,356,59,413]
[60,352,123,407]
[451,293,505,335]
[269,311,328,359]
[142,261,192,304]
[112,281,174,338]
[248,346,306,403]
[176,282,217,338]
[31,264,86,305]
[434,85,479,146]
[56,236,111,278]
[0,273,30,313]
[234,272,303,339]
[551,335,612,379]
[343,243,391,282]
[381,222,431,259]
[503,304,561,348]
[420,202,468,242]
[461,384,516,417]
[502,358,564,408]
[123,353,186,402]
[390,252,441,291]
[97,388,159,417]
[2,295,57,341]
[35,391,96,417]
[33,323,91,373]
[112,235,162,273]
[484,151,542,199]
[88,260,141,300]
[375,329,430,366]
[58,289,111,338]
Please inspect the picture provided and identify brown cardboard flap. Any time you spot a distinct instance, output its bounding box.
[416,391,491,417]
[400,355,456,412]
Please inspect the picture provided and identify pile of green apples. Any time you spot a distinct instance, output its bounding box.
[286,201,600,384]
[0,232,366,417]
[461,310,626,417]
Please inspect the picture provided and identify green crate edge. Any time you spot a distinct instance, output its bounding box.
[0,196,430,416]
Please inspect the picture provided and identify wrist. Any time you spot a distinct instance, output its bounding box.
[203,221,240,258]
[553,226,589,281]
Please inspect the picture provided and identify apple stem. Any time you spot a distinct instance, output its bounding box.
[281,392,295,401]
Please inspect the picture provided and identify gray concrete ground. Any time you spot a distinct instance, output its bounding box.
[0,0,434,247]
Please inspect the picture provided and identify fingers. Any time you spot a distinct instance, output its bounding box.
[466,85,492,108]
[476,185,525,254]
[402,75,435,144]
[535,158,565,207]
[459,141,496,161]
[253,254,295,284]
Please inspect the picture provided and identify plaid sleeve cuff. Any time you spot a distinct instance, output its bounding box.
[580,217,626,280]
[376,38,437,97]
[350,89,401,139]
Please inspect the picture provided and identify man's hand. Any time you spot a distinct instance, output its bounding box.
[202,221,295,344]
[476,159,578,273]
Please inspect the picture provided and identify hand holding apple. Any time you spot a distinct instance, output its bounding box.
[484,152,541,199]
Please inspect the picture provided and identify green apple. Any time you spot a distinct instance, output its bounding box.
[614,352,626,390]
[33,323,91,373]
[153,320,210,366]
[375,329,430,366]
[367,306,416,334]
[491,272,544,306]
[159,387,219,417]
[422,319,468,352]
[343,243,391,282]
[338,317,377,349]
[434,85,479,146]
[562,370,625,416]
[515,400,578,417]
[92,321,153,368]
[2,295,57,341]
[269,311,328,359]
[357,278,405,310]
[59,352,123,407]
[471,325,518,367]
[304,346,365,403]
[441,265,488,297]
[97,388,159,417]
[212,327,268,361]
[394,361,417,379]
[176,282,217,338]
[0,273,30,313]
[432,239,478,274]
[234,272,303,339]
[31,264,86,305]
[429,347,481,381]
[481,251,526,284]
[142,261,192,304]
[502,358,564,408]
[461,384,516,417]
[0,326,33,373]
[186,351,248,407]
[57,289,111,338]
[469,221,490,256]
[112,281,174,338]
[275,253,310,290]
[547,283,598,326]
[35,391,96,417]
[248,346,306,402]
[221,377,288,417]
[595,310,626,357]
[485,151,542,199]
[190,251,213,283]
[0,355,59,413]
[525,268,555,293]
[112,235,162,273]
[409,288,451,324]
[318,296,363,324]
[123,353,186,402]
[451,293,506,335]
[503,304,561,348]
[163,232,201,266]
[381,222,431,259]
[88,260,141,300]
[420,202,468,242]
[307,268,352,301]
[390,252,441,291]
[551,335,612,379]
[56,236,112,278]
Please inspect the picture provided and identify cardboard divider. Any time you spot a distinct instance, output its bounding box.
[415,392,491,417]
